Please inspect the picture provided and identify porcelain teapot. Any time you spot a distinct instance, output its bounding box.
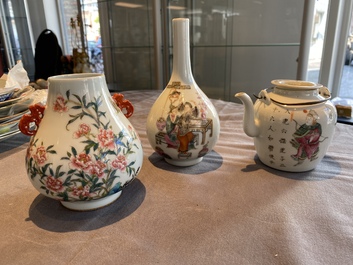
[235,79,337,172]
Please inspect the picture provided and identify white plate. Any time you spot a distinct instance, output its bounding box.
[0,86,34,107]
[0,97,34,118]
[0,86,16,102]
[0,129,21,142]
[0,118,20,135]
[0,109,29,123]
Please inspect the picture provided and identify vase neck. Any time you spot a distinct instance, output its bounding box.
[170,18,194,84]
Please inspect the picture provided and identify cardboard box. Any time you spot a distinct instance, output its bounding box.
[335,104,352,118]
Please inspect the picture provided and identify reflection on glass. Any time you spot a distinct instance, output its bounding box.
[307,0,328,84]
[166,0,303,100]
[339,9,353,98]
[81,0,103,73]
[101,0,303,100]
[0,0,33,79]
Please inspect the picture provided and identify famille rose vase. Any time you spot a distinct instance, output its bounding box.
[19,73,143,211]
[235,79,337,172]
[146,18,220,167]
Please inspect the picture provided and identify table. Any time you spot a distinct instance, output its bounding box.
[332,97,353,125]
[1,90,353,264]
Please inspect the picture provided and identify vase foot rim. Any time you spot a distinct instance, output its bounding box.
[164,157,203,167]
[60,191,122,211]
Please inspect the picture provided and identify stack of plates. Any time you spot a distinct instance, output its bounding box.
[0,86,47,141]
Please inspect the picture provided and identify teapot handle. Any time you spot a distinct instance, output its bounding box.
[112,93,134,118]
[18,104,46,136]
[319,86,331,99]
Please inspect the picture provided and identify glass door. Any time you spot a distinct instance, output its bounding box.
[0,0,34,79]
[307,0,353,99]
[98,0,156,91]
[80,0,103,73]
[339,9,353,99]
[98,0,304,101]
[165,0,303,101]
[307,0,328,84]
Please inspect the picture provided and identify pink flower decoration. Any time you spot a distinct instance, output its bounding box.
[73,123,91,138]
[97,128,115,150]
[53,94,68,113]
[111,154,128,171]
[88,160,106,178]
[46,176,64,192]
[33,146,48,166]
[70,153,92,171]
[72,185,91,198]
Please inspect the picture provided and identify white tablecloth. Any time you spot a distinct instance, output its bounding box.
[1,90,352,264]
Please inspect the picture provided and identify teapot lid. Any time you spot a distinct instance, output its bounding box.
[271,79,322,90]
[268,79,330,105]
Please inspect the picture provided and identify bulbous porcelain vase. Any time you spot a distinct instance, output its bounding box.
[19,73,143,211]
[235,79,337,172]
[146,18,220,167]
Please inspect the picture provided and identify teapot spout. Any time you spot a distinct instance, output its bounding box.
[234,92,260,137]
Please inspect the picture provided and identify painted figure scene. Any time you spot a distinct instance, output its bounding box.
[153,82,213,160]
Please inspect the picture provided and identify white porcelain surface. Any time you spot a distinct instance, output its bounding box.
[146,18,220,167]
[60,191,122,211]
[269,79,330,104]
[235,79,337,172]
[271,79,321,89]
[19,73,143,210]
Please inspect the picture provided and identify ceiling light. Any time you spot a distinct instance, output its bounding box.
[115,2,143,8]
[168,5,186,10]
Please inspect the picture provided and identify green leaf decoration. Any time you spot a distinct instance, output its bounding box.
[63,176,72,185]
[49,167,54,176]
[67,169,76,175]
[62,192,69,201]
[98,111,106,117]
[67,115,81,128]
[82,110,94,120]
[73,94,82,103]
[55,165,63,178]
[86,102,95,108]
[71,146,77,156]
[82,95,87,107]
[42,163,51,174]
[47,145,54,151]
